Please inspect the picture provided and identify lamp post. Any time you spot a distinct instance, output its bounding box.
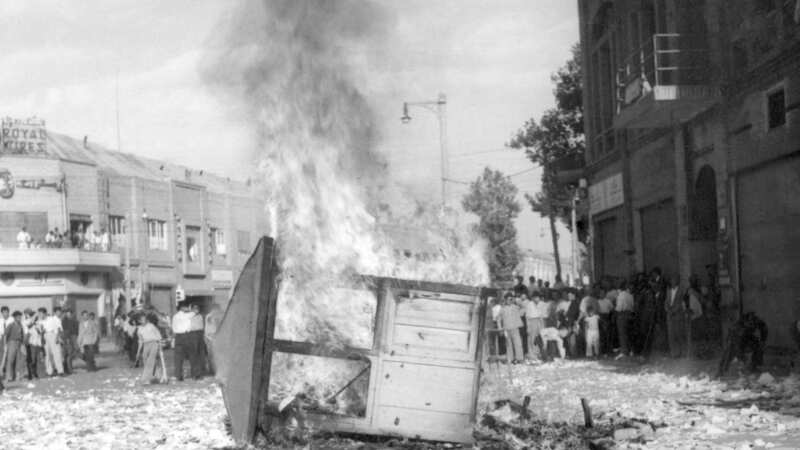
[401,93,448,207]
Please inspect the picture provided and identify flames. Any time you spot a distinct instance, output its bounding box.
[204,0,488,418]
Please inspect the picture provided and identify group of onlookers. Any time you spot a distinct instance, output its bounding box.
[12,225,111,251]
[115,301,222,384]
[0,305,101,391]
[489,269,724,364]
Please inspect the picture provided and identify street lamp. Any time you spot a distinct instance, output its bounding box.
[401,93,448,207]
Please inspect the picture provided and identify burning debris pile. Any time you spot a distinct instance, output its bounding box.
[204,0,490,443]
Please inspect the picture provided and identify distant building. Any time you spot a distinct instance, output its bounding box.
[0,123,265,324]
[515,249,573,287]
[578,1,800,346]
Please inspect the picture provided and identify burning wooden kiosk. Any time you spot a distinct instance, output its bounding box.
[214,237,489,445]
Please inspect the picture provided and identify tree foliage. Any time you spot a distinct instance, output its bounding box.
[462,167,521,282]
[508,43,586,241]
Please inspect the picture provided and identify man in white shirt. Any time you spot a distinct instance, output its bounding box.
[172,302,201,381]
[16,227,31,249]
[523,295,547,360]
[41,307,65,376]
[597,287,615,355]
[615,281,635,358]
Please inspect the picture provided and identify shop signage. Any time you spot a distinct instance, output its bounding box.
[212,269,233,288]
[1,117,47,155]
[589,173,624,215]
[0,168,65,199]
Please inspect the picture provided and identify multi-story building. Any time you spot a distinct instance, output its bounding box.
[0,122,266,325]
[578,0,800,346]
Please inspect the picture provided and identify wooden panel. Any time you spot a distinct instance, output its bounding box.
[378,362,474,414]
[214,237,277,445]
[392,324,470,354]
[395,295,473,329]
[373,406,472,443]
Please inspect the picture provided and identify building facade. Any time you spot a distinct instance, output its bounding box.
[0,125,266,324]
[579,0,800,346]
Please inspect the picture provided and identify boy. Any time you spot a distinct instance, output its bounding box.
[584,307,600,358]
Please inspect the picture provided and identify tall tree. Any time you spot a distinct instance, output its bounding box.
[462,167,521,283]
[508,43,585,278]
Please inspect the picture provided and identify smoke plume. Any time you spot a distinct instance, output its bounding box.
[204,0,489,349]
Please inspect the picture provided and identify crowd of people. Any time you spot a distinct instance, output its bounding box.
[12,225,111,251]
[0,305,101,392]
[114,301,222,384]
[488,268,727,365]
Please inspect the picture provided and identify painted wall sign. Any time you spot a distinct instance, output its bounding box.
[0,168,65,199]
[589,173,624,215]
[1,117,47,155]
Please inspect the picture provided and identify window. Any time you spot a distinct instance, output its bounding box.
[212,228,226,256]
[186,226,201,262]
[237,230,250,255]
[767,88,786,129]
[109,215,126,248]
[147,219,168,251]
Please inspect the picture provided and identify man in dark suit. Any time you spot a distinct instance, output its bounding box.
[665,275,688,358]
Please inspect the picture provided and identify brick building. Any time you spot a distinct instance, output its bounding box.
[578,0,800,346]
[0,125,266,323]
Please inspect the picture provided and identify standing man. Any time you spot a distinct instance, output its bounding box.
[61,309,79,374]
[665,276,688,358]
[25,309,43,380]
[77,311,99,371]
[597,287,615,355]
[172,301,196,381]
[4,311,24,382]
[204,304,222,375]
[0,306,9,379]
[523,294,546,360]
[615,280,635,359]
[42,307,65,376]
[189,303,205,378]
[499,293,524,364]
[16,226,32,249]
[512,276,527,297]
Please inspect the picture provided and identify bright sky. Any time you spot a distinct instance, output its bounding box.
[0,0,579,256]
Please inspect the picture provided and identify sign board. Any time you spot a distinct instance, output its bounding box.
[1,117,47,155]
[589,173,624,215]
[175,285,186,304]
[0,168,64,200]
[211,269,234,288]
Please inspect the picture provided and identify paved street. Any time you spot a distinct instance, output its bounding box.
[0,341,234,450]
[479,358,800,449]
[3,341,800,449]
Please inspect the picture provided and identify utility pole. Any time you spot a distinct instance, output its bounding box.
[401,93,448,207]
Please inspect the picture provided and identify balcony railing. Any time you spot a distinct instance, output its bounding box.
[0,248,121,271]
[617,33,710,107]
[614,33,719,128]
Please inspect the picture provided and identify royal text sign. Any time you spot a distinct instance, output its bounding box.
[1,117,47,155]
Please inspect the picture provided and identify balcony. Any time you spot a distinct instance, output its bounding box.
[614,34,720,129]
[551,153,586,185]
[0,248,121,272]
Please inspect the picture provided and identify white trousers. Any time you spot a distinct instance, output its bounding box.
[44,332,64,375]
